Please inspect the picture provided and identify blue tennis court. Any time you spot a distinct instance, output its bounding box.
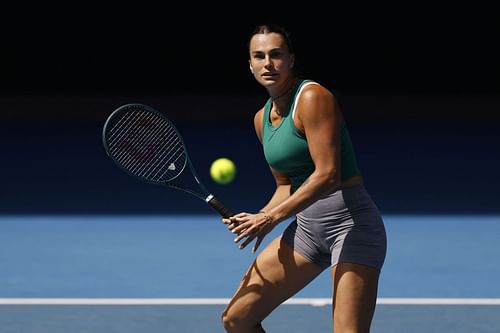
[1,214,499,332]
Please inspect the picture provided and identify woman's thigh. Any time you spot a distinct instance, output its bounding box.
[223,236,325,323]
[332,262,380,333]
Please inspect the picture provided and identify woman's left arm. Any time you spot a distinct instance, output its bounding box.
[268,84,342,222]
[231,85,342,252]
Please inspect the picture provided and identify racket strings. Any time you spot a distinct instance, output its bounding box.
[122,116,178,176]
[110,112,166,169]
[111,112,179,171]
[112,114,184,181]
[111,112,165,169]
[106,110,186,182]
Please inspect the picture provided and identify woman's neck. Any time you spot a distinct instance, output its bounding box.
[270,79,296,103]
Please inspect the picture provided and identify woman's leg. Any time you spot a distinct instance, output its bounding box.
[222,236,324,333]
[332,262,380,333]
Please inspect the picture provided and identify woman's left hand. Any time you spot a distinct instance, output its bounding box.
[227,212,276,253]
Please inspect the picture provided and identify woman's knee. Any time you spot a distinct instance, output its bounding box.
[221,307,235,331]
[221,305,245,331]
[221,304,263,332]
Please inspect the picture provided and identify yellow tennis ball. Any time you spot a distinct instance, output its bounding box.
[210,158,236,184]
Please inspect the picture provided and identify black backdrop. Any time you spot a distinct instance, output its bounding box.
[2,9,499,215]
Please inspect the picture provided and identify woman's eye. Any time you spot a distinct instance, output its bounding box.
[270,51,283,59]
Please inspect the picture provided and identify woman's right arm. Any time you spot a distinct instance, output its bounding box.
[253,109,292,213]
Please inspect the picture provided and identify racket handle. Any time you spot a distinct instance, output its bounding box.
[206,195,234,218]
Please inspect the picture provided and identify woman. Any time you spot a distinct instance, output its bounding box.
[221,24,387,333]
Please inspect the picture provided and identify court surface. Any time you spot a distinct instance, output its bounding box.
[1,214,499,332]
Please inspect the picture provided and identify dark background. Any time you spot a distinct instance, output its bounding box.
[1,8,499,215]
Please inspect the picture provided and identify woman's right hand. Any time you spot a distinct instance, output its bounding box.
[222,212,277,253]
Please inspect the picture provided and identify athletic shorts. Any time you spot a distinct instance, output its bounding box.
[282,184,387,271]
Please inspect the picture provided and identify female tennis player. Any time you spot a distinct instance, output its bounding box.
[221,24,387,333]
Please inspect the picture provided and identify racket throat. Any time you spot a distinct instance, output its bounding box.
[205,194,234,218]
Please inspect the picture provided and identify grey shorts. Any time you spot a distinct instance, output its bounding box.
[282,184,387,271]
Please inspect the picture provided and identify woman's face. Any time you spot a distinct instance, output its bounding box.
[248,32,294,88]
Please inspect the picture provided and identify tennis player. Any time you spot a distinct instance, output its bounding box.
[221,24,387,333]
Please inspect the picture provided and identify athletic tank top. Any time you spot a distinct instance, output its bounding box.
[262,79,361,191]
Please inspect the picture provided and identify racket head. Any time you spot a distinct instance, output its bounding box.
[102,103,188,185]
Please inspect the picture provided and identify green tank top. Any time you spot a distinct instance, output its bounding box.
[262,79,361,191]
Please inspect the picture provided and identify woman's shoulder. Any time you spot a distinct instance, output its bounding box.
[293,79,340,123]
[254,107,265,142]
[254,107,265,123]
[298,80,335,104]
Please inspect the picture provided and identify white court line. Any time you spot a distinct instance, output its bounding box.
[0,298,500,306]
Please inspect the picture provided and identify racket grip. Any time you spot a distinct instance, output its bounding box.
[206,195,234,218]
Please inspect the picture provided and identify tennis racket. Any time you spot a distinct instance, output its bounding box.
[102,103,234,218]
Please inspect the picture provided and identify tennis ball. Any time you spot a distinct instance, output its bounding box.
[210,157,236,184]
